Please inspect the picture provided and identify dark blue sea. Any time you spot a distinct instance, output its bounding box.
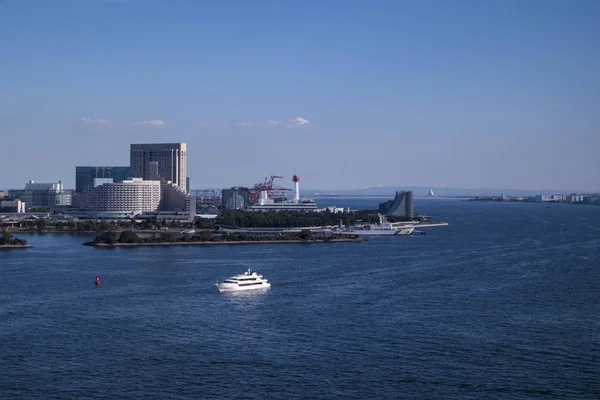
[1,198,599,399]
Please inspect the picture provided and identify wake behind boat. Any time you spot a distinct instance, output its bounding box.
[215,268,271,292]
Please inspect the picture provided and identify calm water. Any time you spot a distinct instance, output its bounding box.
[1,198,599,399]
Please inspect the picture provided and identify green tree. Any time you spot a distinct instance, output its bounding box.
[119,230,141,243]
[196,231,215,241]
[94,231,118,244]
[298,230,312,240]
[35,219,48,232]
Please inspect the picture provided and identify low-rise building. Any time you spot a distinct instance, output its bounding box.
[8,181,72,208]
[566,194,585,203]
[1,199,26,213]
[535,194,565,202]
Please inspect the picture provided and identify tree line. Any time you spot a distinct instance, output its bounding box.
[199,210,384,229]
[87,229,352,245]
[0,232,28,246]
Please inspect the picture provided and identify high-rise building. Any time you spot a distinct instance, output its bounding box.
[75,166,130,193]
[384,191,414,219]
[222,187,250,210]
[130,143,187,192]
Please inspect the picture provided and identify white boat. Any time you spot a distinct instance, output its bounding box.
[339,214,416,236]
[215,268,271,292]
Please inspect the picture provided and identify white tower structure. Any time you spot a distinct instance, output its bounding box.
[292,174,300,203]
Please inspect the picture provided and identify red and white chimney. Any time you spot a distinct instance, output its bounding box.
[292,174,300,203]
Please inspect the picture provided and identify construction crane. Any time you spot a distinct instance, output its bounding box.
[261,175,284,190]
[249,175,290,204]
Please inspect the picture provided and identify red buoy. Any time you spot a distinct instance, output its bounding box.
[95,273,100,286]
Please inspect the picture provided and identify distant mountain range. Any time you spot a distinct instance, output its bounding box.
[304,186,581,197]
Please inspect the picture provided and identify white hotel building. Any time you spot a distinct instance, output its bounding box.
[81,178,162,214]
[76,178,194,220]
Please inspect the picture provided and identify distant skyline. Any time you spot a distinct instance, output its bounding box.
[1,0,599,191]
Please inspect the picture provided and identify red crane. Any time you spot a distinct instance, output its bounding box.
[249,175,291,204]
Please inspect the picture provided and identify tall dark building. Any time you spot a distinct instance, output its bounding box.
[75,166,130,193]
[130,143,187,192]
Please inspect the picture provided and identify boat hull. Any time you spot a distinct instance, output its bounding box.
[339,227,414,236]
[215,282,271,293]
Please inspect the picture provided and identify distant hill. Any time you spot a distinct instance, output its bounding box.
[304,186,575,197]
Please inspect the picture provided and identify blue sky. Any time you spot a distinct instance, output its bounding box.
[1,0,599,191]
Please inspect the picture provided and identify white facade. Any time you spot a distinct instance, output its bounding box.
[566,194,584,203]
[82,178,162,213]
[535,194,565,202]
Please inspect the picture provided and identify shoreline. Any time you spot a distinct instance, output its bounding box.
[86,238,365,248]
[417,222,449,227]
[0,244,32,250]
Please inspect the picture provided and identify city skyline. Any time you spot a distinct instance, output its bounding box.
[1,0,599,191]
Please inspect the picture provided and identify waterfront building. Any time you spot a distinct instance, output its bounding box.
[0,199,26,213]
[383,191,414,219]
[8,181,72,208]
[535,194,565,202]
[80,178,162,214]
[0,191,4,199]
[76,178,195,219]
[130,143,187,192]
[566,194,585,203]
[222,187,250,210]
[163,182,195,213]
[75,166,130,193]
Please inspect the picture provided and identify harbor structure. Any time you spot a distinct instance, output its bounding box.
[75,166,130,193]
[247,173,317,212]
[130,143,187,192]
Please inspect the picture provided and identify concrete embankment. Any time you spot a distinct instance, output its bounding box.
[0,244,32,250]
[86,238,365,248]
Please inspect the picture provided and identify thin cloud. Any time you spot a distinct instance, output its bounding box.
[80,117,111,127]
[196,121,209,127]
[133,120,165,127]
[237,117,311,128]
